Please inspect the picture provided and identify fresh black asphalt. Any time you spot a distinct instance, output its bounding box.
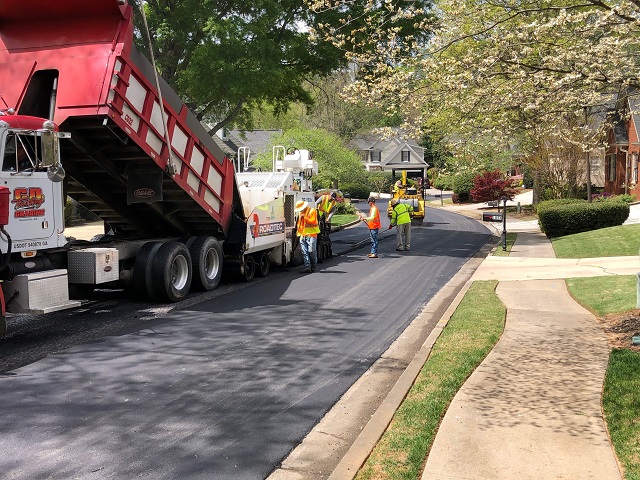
[0,205,491,479]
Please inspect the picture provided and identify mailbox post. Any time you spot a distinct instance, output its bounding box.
[501,195,507,251]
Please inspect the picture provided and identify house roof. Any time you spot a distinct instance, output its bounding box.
[628,95,640,143]
[347,128,422,152]
[610,109,630,146]
[212,129,282,160]
[229,129,282,157]
[211,134,236,157]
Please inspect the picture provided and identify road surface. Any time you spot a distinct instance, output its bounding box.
[0,205,491,479]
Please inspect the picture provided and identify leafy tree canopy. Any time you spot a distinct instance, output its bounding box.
[251,127,366,188]
[133,0,433,133]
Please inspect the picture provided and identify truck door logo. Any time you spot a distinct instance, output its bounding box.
[12,187,46,218]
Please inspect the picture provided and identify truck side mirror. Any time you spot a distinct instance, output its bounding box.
[40,129,57,168]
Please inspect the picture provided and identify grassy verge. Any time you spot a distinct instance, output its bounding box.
[355,280,505,480]
[493,232,517,256]
[566,276,640,479]
[552,223,640,258]
[331,214,360,227]
[566,276,638,316]
[603,349,640,480]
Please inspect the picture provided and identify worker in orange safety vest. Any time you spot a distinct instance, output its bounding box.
[295,200,320,273]
[361,196,381,258]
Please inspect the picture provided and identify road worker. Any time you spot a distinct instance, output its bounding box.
[295,200,320,273]
[361,196,381,258]
[389,198,413,251]
[316,191,338,223]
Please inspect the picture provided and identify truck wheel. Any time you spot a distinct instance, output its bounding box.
[151,242,192,302]
[188,236,223,291]
[255,252,270,277]
[134,241,163,300]
[242,257,255,282]
[179,236,197,249]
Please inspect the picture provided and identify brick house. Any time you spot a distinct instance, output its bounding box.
[605,94,640,196]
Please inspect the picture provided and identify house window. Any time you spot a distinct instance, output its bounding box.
[371,150,381,163]
[608,154,617,182]
[359,151,368,162]
[633,154,639,184]
[401,150,410,162]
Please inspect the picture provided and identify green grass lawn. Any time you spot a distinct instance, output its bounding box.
[566,276,638,316]
[493,232,517,256]
[354,222,640,480]
[552,223,640,258]
[603,349,640,480]
[355,281,504,480]
[566,276,640,480]
[331,214,359,227]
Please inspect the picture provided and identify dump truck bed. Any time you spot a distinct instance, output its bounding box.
[0,0,241,238]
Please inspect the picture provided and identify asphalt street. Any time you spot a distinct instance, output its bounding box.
[0,204,491,479]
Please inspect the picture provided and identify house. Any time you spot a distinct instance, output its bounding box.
[213,129,282,171]
[605,93,640,196]
[348,129,428,181]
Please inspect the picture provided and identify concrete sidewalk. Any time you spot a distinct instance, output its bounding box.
[421,222,623,479]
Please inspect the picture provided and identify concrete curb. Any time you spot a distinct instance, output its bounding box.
[327,238,497,479]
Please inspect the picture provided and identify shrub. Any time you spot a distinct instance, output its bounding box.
[612,194,636,204]
[591,192,612,202]
[432,174,453,191]
[538,200,630,237]
[536,198,586,214]
[470,169,519,203]
[64,198,74,226]
[340,182,371,200]
[334,201,356,215]
[451,171,476,203]
[366,171,393,194]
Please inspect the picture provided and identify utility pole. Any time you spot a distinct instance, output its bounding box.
[584,106,592,202]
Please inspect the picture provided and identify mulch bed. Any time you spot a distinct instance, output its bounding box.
[596,309,640,352]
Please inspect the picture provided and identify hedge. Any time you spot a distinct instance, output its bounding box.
[538,199,630,237]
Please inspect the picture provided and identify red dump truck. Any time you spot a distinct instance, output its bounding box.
[0,0,317,333]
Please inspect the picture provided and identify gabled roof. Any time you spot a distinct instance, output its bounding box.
[347,128,422,152]
[212,129,282,159]
[229,129,282,157]
[628,95,640,143]
[211,134,236,157]
[383,141,427,167]
[610,109,629,146]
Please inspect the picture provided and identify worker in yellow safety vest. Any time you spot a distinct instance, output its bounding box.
[361,196,381,258]
[295,200,320,273]
[389,198,413,251]
[316,191,337,222]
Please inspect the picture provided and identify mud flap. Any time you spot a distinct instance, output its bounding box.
[0,284,6,335]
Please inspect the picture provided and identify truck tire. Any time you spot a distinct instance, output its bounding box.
[133,241,163,300]
[179,236,197,249]
[242,256,255,282]
[188,236,223,291]
[151,242,192,302]
[255,251,270,277]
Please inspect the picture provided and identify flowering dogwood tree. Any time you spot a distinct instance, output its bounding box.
[309,0,640,198]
